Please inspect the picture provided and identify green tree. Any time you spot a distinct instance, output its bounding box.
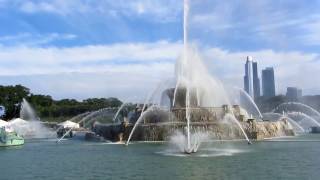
[0,85,30,120]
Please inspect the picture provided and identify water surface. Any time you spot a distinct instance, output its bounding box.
[0,135,319,180]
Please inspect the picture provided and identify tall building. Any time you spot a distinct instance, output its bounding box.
[252,62,260,98]
[244,56,260,99]
[262,67,276,98]
[286,87,302,101]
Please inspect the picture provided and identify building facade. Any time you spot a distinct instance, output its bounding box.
[252,62,260,99]
[286,87,302,101]
[244,56,260,99]
[262,67,276,98]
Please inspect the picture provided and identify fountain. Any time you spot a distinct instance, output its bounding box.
[56,107,117,143]
[125,0,250,153]
[287,112,320,129]
[8,98,54,139]
[262,112,304,133]
[235,87,263,118]
[112,103,128,123]
[273,102,320,119]
[66,0,296,154]
[115,0,295,154]
[272,102,320,131]
[183,0,192,153]
[20,98,38,121]
[285,116,305,133]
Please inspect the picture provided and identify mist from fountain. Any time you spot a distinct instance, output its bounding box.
[273,102,320,120]
[126,80,174,145]
[69,112,91,122]
[287,112,320,128]
[285,116,305,133]
[262,112,304,133]
[262,112,283,120]
[234,87,263,118]
[126,105,158,145]
[20,98,38,121]
[57,107,116,142]
[112,96,140,123]
[54,112,91,136]
[112,103,128,123]
[9,98,54,139]
[169,130,209,153]
[223,113,251,141]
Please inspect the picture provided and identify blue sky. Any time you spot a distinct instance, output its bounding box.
[0,0,320,100]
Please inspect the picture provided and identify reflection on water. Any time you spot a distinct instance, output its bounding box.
[157,147,249,157]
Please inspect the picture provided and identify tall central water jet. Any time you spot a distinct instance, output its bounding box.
[183,0,192,153]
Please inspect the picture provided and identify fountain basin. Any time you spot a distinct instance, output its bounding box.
[93,121,294,142]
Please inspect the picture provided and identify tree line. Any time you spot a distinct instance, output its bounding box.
[0,85,122,121]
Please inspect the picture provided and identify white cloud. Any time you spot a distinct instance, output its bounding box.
[0,40,180,100]
[1,40,320,99]
[14,0,181,22]
[0,40,181,76]
[18,0,90,15]
[0,33,77,46]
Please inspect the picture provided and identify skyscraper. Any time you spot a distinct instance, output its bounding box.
[262,67,276,98]
[286,87,302,101]
[252,62,260,98]
[244,56,260,99]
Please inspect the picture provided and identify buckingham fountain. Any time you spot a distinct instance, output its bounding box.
[88,0,295,154]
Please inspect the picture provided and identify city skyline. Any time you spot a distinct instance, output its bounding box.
[243,59,305,99]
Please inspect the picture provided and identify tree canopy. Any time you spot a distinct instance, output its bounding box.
[0,85,122,121]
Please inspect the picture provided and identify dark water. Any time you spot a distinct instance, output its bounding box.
[0,135,320,180]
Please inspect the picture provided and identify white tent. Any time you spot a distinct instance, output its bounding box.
[8,118,28,126]
[58,120,80,129]
[0,119,8,127]
[7,118,54,139]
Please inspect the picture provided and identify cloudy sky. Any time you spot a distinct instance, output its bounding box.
[0,0,320,100]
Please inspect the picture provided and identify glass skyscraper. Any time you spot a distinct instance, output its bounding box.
[286,87,302,101]
[244,56,260,99]
[262,67,276,98]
